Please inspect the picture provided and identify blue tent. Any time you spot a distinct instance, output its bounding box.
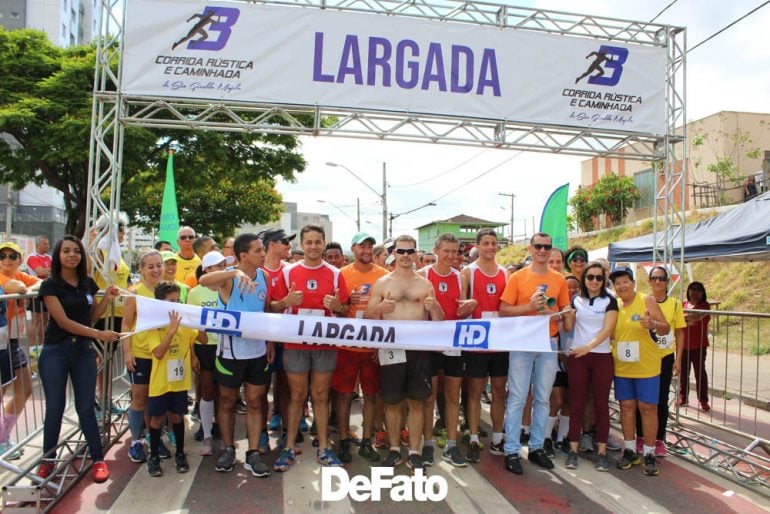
[608,192,770,262]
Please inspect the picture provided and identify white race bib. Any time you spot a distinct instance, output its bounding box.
[481,311,499,319]
[0,326,8,351]
[378,348,407,366]
[442,350,462,357]
[656,334,674,350]
[166,358,186,382]
[616,341,640,362]
[298,308,324,317]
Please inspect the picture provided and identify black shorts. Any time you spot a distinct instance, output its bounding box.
[429,352,464,378]
[0,349,14,387]
[148,391,188,417]
[215,355,268,389]
[380,351,432,404]
[463,351,510,379]
[129,357,152,385]
[553,371,569,389]
[194,344,217,373]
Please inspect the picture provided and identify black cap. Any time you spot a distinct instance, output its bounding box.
[261,229,296,245]
[609,267,634,282]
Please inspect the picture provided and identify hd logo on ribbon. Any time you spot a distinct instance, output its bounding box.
[201,308,242,337]
[453,321,490,349]
[172,7,240,51]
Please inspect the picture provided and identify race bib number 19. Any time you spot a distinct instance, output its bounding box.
[167,358,186,382]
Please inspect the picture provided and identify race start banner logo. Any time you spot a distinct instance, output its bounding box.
[123,1,666,135]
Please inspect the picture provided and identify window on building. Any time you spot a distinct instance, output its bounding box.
[634,168,655,209]
[10,11,20,19]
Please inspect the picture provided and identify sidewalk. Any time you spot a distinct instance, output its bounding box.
[704,348,770,410]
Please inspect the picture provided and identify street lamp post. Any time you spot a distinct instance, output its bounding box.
[326,162,387,241]
[389,202,437,238]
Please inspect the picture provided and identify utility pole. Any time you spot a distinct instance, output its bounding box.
[498,192,515,242]
[356,197,361,232]
[382,162,388,242]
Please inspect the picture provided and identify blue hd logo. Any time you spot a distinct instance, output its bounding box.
[453,321,490,349]
[201,308,242,337]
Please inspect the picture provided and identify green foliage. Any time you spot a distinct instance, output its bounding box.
[568,186,600,232]
[569,174,640,231]
[0,28,305,238]
[691,118,764,186]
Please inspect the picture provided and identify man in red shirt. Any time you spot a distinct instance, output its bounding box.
[270,224,350,472]
[26,236,51,347]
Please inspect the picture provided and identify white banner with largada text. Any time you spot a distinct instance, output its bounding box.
[134,295,552,353]
[122,0,666,134]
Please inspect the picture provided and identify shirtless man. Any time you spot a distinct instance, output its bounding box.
[365,235,444,472]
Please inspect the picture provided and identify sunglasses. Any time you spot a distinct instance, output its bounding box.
[649,276,668,282]
[585,273,604,282]
[0,253,19,261]
[179,235,195,241]
[395,248,416,255]
[532,244,553,251]
[570,257,586,263]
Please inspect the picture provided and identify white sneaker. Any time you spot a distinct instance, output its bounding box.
[199,437,213,456]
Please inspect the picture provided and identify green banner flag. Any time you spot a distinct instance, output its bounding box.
[539,183,569,250]
[158,150,180,250]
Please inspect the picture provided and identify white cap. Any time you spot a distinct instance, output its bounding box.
[201,251,226,269]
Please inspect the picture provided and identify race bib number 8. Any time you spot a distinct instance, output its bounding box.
[616,341,640,363]
[378,348,407,366]
[167,358,186,382]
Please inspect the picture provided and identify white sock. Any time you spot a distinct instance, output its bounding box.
[424,439,435,447]
[545,416,558,440]
[492,432,504,445]
[200,399,214,439]
[557,415,570,441]
[643,444,655,456]
[470,434,479,444]
[625,440,636,451]
[521,425,530,434]
[446,440,456,449]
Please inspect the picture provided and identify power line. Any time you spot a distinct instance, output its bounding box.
[650,0,678,22]
[689,1,769,53]
[389,148,490,188]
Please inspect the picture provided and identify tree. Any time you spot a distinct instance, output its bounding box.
[590,173,640,226]
[568,186,600,232]
[0,28,305,238]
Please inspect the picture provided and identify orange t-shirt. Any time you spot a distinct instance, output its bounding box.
[0,271,41,338]
[500,266,569,337]
[339,263,389,353]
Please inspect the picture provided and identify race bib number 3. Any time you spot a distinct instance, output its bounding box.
[378,348,407,366]
[167,358,186,382]
[616,341,640,363]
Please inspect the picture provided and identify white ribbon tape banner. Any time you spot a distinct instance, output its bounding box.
[134,295,553,353]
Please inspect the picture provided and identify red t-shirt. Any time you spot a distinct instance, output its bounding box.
[26,252,52,278]
[467,262,508,319]
[426,266,462,321]
[273,261,350,351]
[683,300,710,350]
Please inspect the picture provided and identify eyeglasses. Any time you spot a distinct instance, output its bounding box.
[649,276,668,282]
[0,253,19,261]
[179,235,195,241]
[532,244,553,251]
[585,274,604,282]
[395,248,416,255]
[570,257,586,263]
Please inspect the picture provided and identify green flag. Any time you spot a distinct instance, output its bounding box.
[539,183,569,250]
[158,150,180,250]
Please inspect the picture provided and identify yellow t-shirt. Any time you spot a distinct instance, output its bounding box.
[655,296,686,357]
[148,326,197,397]
[175,253,201,282]
[95,252,130,318]
[187,284,219,345]
[612,292,661,378]
[129,282,156,359]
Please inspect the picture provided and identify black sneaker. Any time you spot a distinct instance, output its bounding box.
[528,448,555,469]
[245,450,271,478]
[432,419,445,437]
[175,452,190,473]
[406,453,424,471]
[339,438,352,463]
[519,429,530,446]
[212,423,222,439]
[489,440,505,456]
[595,452,610,472]
[358,442,380,462]
[216,445,236,472]
[193,424,204,442]
[543,438,555,459]
[309,420,318,436]
[442,446,467,467]
[381,450,402,467]
[555,438,571,455]
[643,454,659,476]
[565,451,579,469]
[466,442,481,463]
[147,455,162,477]
[296,430,304,444]
[421,445,435,466]
[504,453,523,475]
[236,398,247,415]
[616,449,641,470]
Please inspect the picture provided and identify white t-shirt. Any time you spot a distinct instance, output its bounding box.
[571,294,618,353]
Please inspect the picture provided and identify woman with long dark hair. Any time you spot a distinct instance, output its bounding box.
[37,235,120,481]
[682,282,711,411]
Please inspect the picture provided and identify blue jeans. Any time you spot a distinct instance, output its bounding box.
[38,339,104,462]
[503,339,558,455]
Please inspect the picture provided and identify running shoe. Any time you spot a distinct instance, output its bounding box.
[37,461,55,479]
[519,429,530,446]
[528,448,554,469]
[191,404,200,422]
[606,434,623,451]
[504,454,523,475]
[595,453,610,472]
[0,441,22,461]
[299,417,310,432]
[381,449,402,468]
[273,448,296,472]
[636,437,644,455]
[147,455,162,477]
[309,420,318,436]
[489,440,505,456]
[215,445,236,472]
[421,445,435,466]
[436,429,447,449]
[461,432,485,449]
[543,438,555,458]
[193,424,204,442]
[406,453,424,471]
[268,414,282,432]
[565,451,579,469]
[358,442,380,462]
[442,446,467,467]
[317,448,343,467]
[258,432,270,455]
[145,434,171,459]
[128,440,146,463]
[374,431,388,449]
[236,398,247,415]
[339,438,352,463]
[616,449,640,470]
[245,450,270,477]
[700,402,711,412]
[199,437,213,456]
[466,442,481,463]
[432,418,445,436]
[400,428,409,446]
[166,429,177,448]
[175,452,190,473]
[643,454,660,476]
[654,440,667,458]
[579,432,595,452]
